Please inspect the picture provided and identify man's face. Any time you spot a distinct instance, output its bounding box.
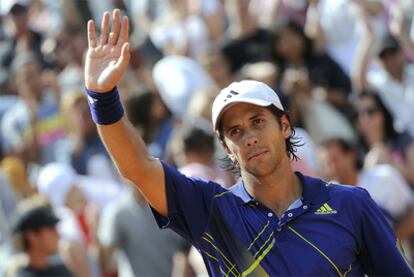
[380,48,404,74]
[220,103,291,177]
[16,62,43,101]
[27,226,59,255]
[317,143,354,182]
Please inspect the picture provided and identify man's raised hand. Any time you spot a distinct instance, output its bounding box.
[84,9,130,93]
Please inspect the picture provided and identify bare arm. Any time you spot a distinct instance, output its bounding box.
[96,244,117,274]
[389,5,414,61]
[350,3,374,93]
[304,0,325,53]
[84,10,167,216]
[59,240,92,277]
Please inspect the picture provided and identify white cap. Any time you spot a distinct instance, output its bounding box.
[152,55,212,118]
[37,163,77,208]
[211,80,284,131]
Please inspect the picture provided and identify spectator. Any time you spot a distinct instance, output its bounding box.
[36,162,122,276]
[124,90,174,159]
[60,90,111,176]
[198,44,235,89]
[353,92,414,185]
[0,0,50,91]
[170,125,233,188]
[269,18,352,112]
[97,186,190,277]
[352,3,414,137]
[54,26,88,94]
[1,54,66,167]
[317,138,414,255]
[306,0,386,75]
[7,202,72,277]
[221,0,271,72]
[149,0,223,58]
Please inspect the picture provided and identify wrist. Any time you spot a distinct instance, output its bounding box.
[84,87,124,125]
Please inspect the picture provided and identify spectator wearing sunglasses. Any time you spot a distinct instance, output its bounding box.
[354,91,414,186]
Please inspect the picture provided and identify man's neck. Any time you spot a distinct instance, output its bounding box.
[388,66,404,83]
[27,250,48,269]
[242,160,302,218]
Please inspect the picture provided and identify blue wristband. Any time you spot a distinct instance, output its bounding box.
[84,87,124,125]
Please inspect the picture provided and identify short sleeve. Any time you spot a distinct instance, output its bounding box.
[151,162,226,244]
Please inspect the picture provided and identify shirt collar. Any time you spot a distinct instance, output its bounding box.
[229,172,330,206]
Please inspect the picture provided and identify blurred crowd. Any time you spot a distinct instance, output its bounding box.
[0,0,414,276]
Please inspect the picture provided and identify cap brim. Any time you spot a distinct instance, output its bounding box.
[214,98,272,131]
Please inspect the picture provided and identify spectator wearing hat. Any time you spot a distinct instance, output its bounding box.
[7,202,72,277]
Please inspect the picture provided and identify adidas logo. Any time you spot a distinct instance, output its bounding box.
[314,203,337,215]
[223,90,239,102]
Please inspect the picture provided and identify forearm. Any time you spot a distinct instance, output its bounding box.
[84,10,168,215]
[396,30,414,61]
[351,31,373,92]
[97,117,153,178]
[304,2,325,53]
[95,244,117,274]
[97,117,167,214]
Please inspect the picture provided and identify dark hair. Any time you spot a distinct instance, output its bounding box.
[125,91,171,143]
[218,106,302,176]
[182,127,215,155]
[320,138,363,170]
[355,91,398,144]
[268,18,314,68]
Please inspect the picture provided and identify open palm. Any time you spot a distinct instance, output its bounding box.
[84,9,130,93]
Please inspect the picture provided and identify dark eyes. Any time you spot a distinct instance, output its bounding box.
[228,118,265,137]
[253,118,264,125]
[229,128,240,137]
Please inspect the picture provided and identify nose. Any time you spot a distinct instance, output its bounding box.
[243,130,259,147]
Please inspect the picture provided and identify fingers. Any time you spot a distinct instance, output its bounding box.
[87,20,97,48]
[100,11,110,46]
[117,16,129,46]
[114,43,130,74]
[109,9,122,45]
[93,9,128,48]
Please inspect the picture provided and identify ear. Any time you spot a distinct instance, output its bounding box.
[280,114,292,139]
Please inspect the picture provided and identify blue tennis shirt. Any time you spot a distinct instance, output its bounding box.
[152,162,414,276]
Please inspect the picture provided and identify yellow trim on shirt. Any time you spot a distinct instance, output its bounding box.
[248,221,270,250]
[288,226,343,276]
[242,238,274,277]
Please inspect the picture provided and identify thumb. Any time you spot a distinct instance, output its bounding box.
[114,43,130,75]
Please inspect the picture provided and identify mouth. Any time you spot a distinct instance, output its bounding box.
[248,150,268,161]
